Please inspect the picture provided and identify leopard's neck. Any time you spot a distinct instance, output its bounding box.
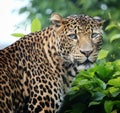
[37,26,64,70]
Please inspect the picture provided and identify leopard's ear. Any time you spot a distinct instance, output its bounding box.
[50,13,66,27]
[93,16,105,26]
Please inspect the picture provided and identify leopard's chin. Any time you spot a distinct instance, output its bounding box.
[74,59,94,71]
[76,63,94,71]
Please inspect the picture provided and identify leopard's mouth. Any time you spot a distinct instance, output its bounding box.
[74,59,94,71]
[74,58,94,65]
[73,59,94,70]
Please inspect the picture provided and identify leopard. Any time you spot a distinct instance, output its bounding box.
[0,13,104,113]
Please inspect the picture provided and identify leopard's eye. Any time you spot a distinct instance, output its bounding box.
[68,34,78,40]
[92,33,99,38]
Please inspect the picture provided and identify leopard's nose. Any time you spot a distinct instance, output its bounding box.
[80,50,93,57]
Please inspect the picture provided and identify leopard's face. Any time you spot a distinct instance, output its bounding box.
[51,14,104,67]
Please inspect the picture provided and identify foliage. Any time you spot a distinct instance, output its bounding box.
[59,58,120,113]
[105,21,120,61]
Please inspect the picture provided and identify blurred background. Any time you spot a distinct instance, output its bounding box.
[0,0,120,61]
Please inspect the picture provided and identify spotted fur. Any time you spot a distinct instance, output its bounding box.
[0,13,104,113]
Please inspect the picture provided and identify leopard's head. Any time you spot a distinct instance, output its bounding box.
[50,13,104,67]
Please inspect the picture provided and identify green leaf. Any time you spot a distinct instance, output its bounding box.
[114,60,120,66]
[71,86,80,92]
[108,87,120,97]
[114,101,120,108]
[97,49,109,60]
[93,77,107,89]
[104,101,114,113]
[92,92,106,101]
[104,101,120,113]
[31,17,41,32]
[89,101,101,107]
[113,60,120,72]
[78,79,89,86]
[110,34,120,42]
[108,77,120,87]
[111,110,117,113]
[11,33,25,38]
[105,24,117,30]
[112,71,120,77]
[94,62,114,80]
